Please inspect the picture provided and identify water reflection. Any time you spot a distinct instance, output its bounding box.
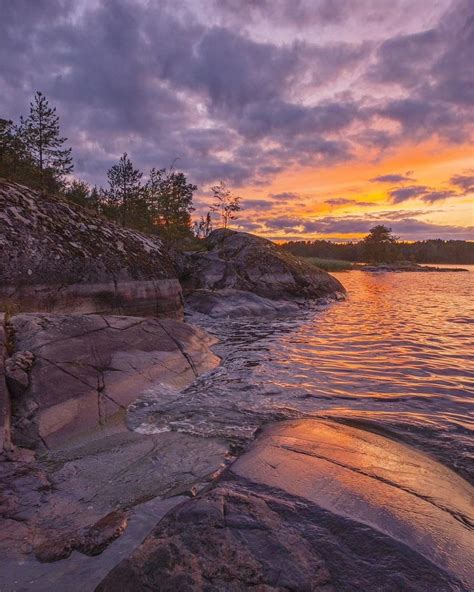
[194,269,474,479]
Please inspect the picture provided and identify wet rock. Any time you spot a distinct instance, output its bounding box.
[7,313,219,449]
[0,427,231,572]
[35,533,76,563]
[231,419,474,590]
[181,229,345,301]
[35,510,128,562]
[96,486,334,592]
[186,288,301,318]
[0,181,183,318]
[97,420,472,592]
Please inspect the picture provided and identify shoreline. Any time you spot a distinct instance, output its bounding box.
[1,299,473,591]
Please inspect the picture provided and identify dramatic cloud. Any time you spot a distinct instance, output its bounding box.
[1,0,472,239]
[262,213,472,240]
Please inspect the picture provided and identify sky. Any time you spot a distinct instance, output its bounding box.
[1,0,473,241]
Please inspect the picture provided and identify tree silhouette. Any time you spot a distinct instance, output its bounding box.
[362,225,399,263]
[210,181,241,229]
[19,91,72,187]
[146,166,196,236]
[106,153,143,226]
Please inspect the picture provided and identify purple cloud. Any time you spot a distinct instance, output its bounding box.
[370,173,415,183]
[0,0,472,216]
[389,185,429,203]
[389,184,460,204]
[262,213,473,240]
[450,170,474,193]
[325,197,373,207]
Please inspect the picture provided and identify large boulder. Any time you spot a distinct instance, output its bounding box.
[4,313,219,449]
[181,229,345,301]
[0,181,183,318]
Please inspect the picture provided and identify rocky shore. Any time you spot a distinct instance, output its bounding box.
[1,181,472,591]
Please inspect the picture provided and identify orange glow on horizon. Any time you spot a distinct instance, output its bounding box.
[221,138,474,240]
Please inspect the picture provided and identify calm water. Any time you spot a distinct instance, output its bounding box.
[168,267,474,482]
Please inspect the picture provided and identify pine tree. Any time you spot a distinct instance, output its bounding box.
[19,91,73,187]
[106,153,143,226]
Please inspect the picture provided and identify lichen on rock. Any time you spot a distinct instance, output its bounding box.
[0,181,183,318]
[181,229,345,304]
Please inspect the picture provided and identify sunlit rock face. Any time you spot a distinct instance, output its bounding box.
[0,181,183,318]
[232,420,474,590]
[182,229,345,301]
[97,419,473,592]
[4,313,219,449]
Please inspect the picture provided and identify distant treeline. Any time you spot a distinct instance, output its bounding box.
[281,239,474,264]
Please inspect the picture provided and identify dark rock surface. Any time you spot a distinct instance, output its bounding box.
[35,510,128,562]
[0,181,183,318]
[231,419,474,589]
[181,229,345,303]
[97,419,473,592]
[0,495,185,592]
[0,313,12,453]
[5,313,219,449]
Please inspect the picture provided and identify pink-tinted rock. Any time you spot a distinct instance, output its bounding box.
[7,313,219,449]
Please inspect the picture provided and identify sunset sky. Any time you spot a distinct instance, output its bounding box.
[1,0,473,241]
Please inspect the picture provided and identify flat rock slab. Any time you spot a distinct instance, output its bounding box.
[96,419,473,592]
[6,313,219,449]
[231,419,474,589]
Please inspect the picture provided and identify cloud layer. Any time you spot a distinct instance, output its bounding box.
[1,0,472,239]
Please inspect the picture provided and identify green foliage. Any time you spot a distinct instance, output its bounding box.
[1,91,198,240]
[282,237,474,264]
[0,117,54,190]
[210,181,241,229]
[303,257,355,271]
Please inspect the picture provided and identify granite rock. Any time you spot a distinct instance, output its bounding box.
[0,181,183,318]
